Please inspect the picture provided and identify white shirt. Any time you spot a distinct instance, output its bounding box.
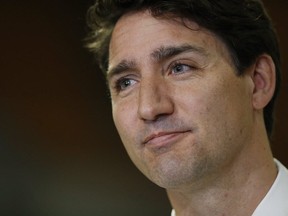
[171,159,288,216]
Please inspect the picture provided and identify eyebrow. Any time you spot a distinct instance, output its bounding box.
[107,59,137,81]
[150,44,208,62]
[107,44,208,81]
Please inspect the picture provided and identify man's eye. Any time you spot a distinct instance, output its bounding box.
[171,63,191,74]
[115,78,137,91]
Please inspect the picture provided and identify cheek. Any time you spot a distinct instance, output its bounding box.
[112,103,147,170]
[177,76,250,139]
[198,80,252,145]
[112,102,138,146]
[113,105,129,136]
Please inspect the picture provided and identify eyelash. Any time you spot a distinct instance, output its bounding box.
[169,61,194,75]
[112,61,196,93]
[114,76,136,92]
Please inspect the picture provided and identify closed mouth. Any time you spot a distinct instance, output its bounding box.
[143,130,191,146]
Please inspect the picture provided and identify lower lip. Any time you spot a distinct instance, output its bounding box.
[144,132,190,150]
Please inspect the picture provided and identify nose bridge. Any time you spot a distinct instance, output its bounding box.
[137,75,173,121]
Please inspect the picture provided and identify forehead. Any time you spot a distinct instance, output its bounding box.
[108,10,231,72]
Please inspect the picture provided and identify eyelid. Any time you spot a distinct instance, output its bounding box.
[111,74,139,94]
[167,60,197,74]
[117,77,136,89]
[108,71,132,87]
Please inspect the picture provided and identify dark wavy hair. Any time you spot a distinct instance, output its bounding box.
[86,0,281,139]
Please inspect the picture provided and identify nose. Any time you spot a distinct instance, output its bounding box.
[137,77,174,121]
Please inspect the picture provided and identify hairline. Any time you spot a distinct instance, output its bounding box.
[107,10,240,77]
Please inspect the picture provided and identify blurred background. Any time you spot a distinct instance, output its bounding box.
[0,0,287,215]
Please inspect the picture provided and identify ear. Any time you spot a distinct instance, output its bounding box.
[251,54,276,110]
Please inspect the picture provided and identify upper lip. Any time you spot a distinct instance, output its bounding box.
[143,130,190,144]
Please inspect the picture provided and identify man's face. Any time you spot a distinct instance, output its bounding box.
[108,11,254,189]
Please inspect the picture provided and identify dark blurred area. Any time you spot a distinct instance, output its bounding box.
[0,0,287,215]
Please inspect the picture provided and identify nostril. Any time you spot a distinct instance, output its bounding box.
[137,92,174,121]
[137,77,174,121]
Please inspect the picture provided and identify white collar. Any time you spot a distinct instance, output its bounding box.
[171,159,288,216]
[171,209,176,216]
[252,159,288,216]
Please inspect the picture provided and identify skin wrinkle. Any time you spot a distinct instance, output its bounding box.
[108,45,210,98]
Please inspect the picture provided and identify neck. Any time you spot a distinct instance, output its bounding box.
[167,122,277,216]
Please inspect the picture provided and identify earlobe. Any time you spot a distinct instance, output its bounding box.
[251,54,276,110]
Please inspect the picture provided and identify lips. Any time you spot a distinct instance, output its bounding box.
[143,131,191,147]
